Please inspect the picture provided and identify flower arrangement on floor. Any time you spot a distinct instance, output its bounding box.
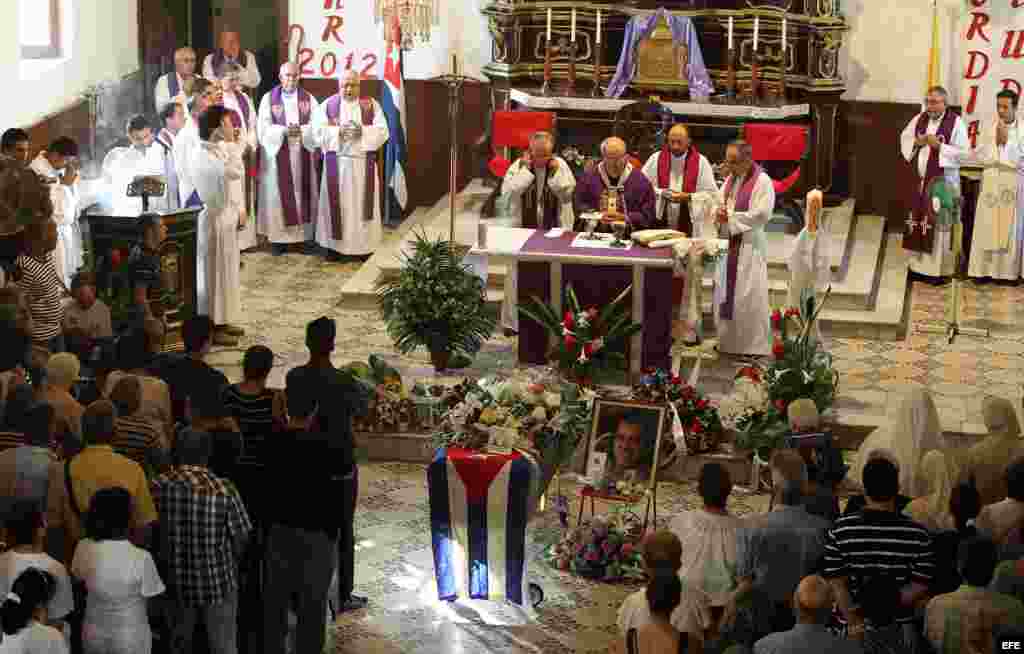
[766,289,839,415]
[545,511,645,581]
[632,368,724,454]
[519,285,641,385]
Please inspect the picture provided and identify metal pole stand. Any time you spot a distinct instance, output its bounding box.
[430,60,482,244]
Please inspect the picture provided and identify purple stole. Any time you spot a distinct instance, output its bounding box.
[168,72,180,98]
[906,111,957,253]
[270,86,316,227]
[521,163,560,229]
[719,165,762,321]
[223,93,251,130]
[210,49,239,78]
[324,95,378,240]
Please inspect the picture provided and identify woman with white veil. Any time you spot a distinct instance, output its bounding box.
[848,389,946,498]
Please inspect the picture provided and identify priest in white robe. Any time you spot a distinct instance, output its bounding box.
[102,115,157,216]
[190,105,243,346]
[305,70,389,260]
[174,78,220,210]
[218,64,258,251]
[147,102,187,212]
[713,140,773,356]
[787,189,830,344]
[496,130,575,332]
[968,89,1024,280]
[642,123,718,344]
[30,138,83,287]
[899,86,968,279]
[257,62,320,253]
[154,47,199,113]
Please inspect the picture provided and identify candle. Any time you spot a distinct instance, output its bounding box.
[782,18,787,51]
[571,9,576,42]
[728,16,733,50]
[452,55,458,76]
[753,16,759,51]
[546,8,552,41]
[596,10,602,44]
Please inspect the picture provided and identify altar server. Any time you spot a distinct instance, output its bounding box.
[148,102,187,212]
[713,140,773,356]
[218,63,258,251]
[575,137,656,229]
[202,30,261,90]
[154,47,199,113]
[969,89,1024,280]
[643,123,718,345]
[899,86,968,280]
[257,62,320,254]
[102,115,157,216]
[787,189,830,343]
[174,78,220,210]
[305,70,389,261]
[497,130,575,332]
[30,137,82,287]
[190,105,243,346]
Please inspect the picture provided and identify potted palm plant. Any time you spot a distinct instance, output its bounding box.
[377,230,496,371]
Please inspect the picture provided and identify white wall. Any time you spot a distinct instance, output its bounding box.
[840,0,963,104]
[0,0,140,130]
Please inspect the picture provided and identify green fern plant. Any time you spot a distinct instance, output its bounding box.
[376,229,496,357]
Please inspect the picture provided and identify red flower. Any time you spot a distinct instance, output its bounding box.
[682,386,695,399]
[785,307,800,318]
[690,419,703,434]
[671,375,681,385]
[696,398,708,410]
[772,339,785,358]
[565,334,577,348]
[583,341,594,357]
[563,311,574,329]
[770,308,782,329]
[774,399,787,412]
[736,366,762,383]
[587,307,598,319]
[109,249,123,267]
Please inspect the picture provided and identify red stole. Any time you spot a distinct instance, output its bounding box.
[656,145,700,234]
[269,85,316,227]
[325,95,378,240]
[906,111,957,254]
[720,165,762,321]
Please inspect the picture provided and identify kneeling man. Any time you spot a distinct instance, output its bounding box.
[497,130,575,332]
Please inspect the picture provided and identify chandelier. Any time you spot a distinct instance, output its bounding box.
[375,0,440,50]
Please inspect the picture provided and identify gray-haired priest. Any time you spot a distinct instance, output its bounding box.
[497,130,575,333]
[305,70,389,262]
[713,140,773,356]
[899,85,968,280]
[257,62,321,255]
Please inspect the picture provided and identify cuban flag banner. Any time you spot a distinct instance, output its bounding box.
[428,447,533,604]
[380,16,408,225]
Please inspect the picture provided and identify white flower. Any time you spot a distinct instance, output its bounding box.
[576,313,590,329]
[543,392,561,408]
[531,406,548,421]
[802,370,814,384]
[578,351,588,363]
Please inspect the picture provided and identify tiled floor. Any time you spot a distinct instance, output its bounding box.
[221,239,1024,653]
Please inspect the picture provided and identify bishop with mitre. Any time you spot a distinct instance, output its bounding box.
[497,130,575,332]
[899,86,968,279]
[712,140,773,356]
[257,62,320,254]
[305,70,389,261]
[968,89,1023,280]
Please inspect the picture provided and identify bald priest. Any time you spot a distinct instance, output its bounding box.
[575,137,656,229]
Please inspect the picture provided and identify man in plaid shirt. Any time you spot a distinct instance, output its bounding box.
[151,426,252,654]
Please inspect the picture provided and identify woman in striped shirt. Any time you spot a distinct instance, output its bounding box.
[16,220,67,354]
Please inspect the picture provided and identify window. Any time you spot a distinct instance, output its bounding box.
[20,0,62,59]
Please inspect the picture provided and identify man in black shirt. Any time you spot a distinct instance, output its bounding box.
[262,373,352,654]
[285,316,371,614]
[152,315,229,423]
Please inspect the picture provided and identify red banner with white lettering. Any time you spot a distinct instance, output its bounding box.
[961,0,1024,151]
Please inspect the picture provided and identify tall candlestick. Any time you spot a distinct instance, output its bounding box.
[728,17,734,50]
[753,16,759,51]
[546,8,552,41]
[782,18,787,51]
[571,9,576,42]
[596,10,602,44]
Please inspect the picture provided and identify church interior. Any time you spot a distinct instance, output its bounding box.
[4,0,1024,653]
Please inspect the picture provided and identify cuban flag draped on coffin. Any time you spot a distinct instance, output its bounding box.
[428,447,535,604]
[380,15,408,226]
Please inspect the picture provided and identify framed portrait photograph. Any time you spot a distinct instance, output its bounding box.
[586,400,668,491]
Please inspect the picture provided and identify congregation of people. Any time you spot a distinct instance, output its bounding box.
[615,389,1024,654]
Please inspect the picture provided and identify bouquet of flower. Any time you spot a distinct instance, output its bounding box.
[519,285,641,384]
[546,513,645,581]
[719,367,788,453]
[632,369,723,454]
[766,288,839,416]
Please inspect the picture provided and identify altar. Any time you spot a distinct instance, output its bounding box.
[471,226,675,378]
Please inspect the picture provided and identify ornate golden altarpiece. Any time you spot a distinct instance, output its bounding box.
[481,0,847,193]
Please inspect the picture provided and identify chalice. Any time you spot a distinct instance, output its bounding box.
[581,213,601,240]
[610,221,628,247]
